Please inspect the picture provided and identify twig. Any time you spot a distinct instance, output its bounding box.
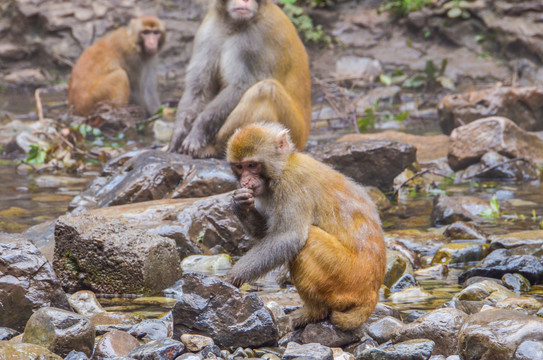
[392,169,455,199]
[464,157,531,179]
[34,88,44,122]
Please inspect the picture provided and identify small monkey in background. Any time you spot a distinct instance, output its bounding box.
[225,123,386,331]
[68,15,166,117]
[167,0,311,158]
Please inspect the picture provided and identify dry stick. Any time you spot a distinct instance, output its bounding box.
[34,88,44,122]
[314,77,358,132]
[464,157,530,180]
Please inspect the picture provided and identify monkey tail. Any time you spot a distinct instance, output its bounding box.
[330,304,374,331]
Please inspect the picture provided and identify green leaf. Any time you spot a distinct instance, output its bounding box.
[424,60,437,79]
[403,74,427,89]
[447,7,462,18]
[394,111,409,121]
[437,76,455,90]
[380,74,392,86]
[26,144,46,165]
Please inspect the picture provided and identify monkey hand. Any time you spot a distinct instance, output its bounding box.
[181,128,208,157]
[224,273,244,288]
[232,188,255,213]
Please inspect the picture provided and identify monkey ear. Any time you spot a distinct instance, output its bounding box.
[275,129,292,154]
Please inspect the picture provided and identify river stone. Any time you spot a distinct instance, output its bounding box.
[456,279,515,303]
[430,194,475,226]
[23,307,95,357]
[513,340,543,360]
[495,297,542,314]
[68,290,106,317]
[431,243,487,265]
[458,309,543,360]
[438,87,543,134]
[168,273,278,348]
[460,151,540,181]
[384,250,416,290]
[64,350,89,360]
[0,240,70,331]
[0,342,63,360]
[443,222,486,241]
[127,338,185,359]
[301,322,358,347]
[0,328,18,341]
[181,254,232,275]
[129,318,172,341]
[283,342,333,360]
[94,330,140,358]
[310,140,416,193]
[53,213,182,295]
[447,117,543,171]
[501,273,531,292]
[389,287,434,303]
[393,308,467,357]
[171,158,237,198]
[358,339,435,360]
[489,230,543,251]
[367,316,404,344]
[89,311,141,334]
[180,334,214,352]
[458,248,543,285]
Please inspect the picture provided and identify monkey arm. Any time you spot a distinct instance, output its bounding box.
[140,60,161,115]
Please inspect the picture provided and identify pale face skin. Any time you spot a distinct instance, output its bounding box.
[226,0,259,22]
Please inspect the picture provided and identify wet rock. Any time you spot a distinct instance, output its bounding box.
[168,273,278,348]
[501,273,531,292]
[69,150,237,212]
[386,230,447,257]
[283,342,333,360]
[94,330,140,358]
[180,334,214,352]
[447,117,543,171]
[367,316,404,344]
[393,308,467,357]
[456,279,515,303]
[310,140,416,192]
[89,311,141,334]
[0,240,70,331]
[129,318,172,341]
[23,307,95,357]
[265,301,291,338]
[4,68,47,85]
[430,194,475,226]
[0,327,18,341]
[338,131,450,163]
[459,248,543,285]
[441,300,484,316]
[127,338,185,360]
[332,347,355,360]
[431,243,488,265]
[53,213,182,295]
[178,353,204,360]
[459,151,540,181]
[358,339,435,360]
[384,251,417,292]
[64,350,89,360]
[0,342,62,359]
[513,340,543,360]
[443,222,486,241]
[68,290,106,317]
[301,322,358,347]
[367,303,402,324]
[438,87,543,134]
[388,287,434,304]
[335,56,383,84]
[181,254,232,275]
[458,310,543,360]
[414,264,449,279]
[489,230,543,251]
[495,297,542,314]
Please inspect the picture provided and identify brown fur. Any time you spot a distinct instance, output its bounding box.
[68,15,165,116]
[167,0,311,157]
[226,124,386,331]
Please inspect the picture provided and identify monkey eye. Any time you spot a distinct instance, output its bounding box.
[232,164,243,172]
[142,29,152,35]
[248,162,258,169]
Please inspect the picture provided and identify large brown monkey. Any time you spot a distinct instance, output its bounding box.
[68,15,166,117]
[225,123,386,331]
[167,0,311,158]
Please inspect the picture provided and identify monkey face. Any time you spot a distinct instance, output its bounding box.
[140,29,163,56]
[231,160,266,196]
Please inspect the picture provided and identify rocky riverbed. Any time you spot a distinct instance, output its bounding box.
[2,0,543,359]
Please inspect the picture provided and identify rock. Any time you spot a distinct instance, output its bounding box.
[354,87,401,114]
[168,273,278,348]
[338,131,449,163]
[310,140,416,192]
[459,151,540,181]
[129,318,172,341]
[431,243,488,265]
[513,340,543,360]
[171,158,238,198]
[332,347,355,360]
[180,334,214,352]
[501,273,531,292]
[459,248,543,285]
[64,350,89,360]
[0,342,62,360]
[489,230,543,251]
[384,251,417,291]
[0,327,18,341]
[53,213,182,295]
[388,287,434,303]
[386,230,447,257]
[367,316,404,344]
[301,322,358,348]
[181,254,232,275]
[447,117,543,171]
[23,307,95,357]
[456,279,516,303]
[94,330,140,358]
[358,339,435,360]
[438,87,543,134]
[414,264,449,279]
[430,194,475,226]
[4,68,47,85]
[0,240,70,331]
[283,342,333,360]
[68,290,106,317]
[127,338,186,360]
[89,311,141,334]
[265,301,291,338]
[458,310,543,360]
[494,297,542,314]
[393,308,468,357]
[198,345,221,359]
[443,222,486,241]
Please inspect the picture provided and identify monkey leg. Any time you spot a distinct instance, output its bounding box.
[83,69,130,115]
[289,226,380,331]
[211,79,307,156]
[289,299,329,330]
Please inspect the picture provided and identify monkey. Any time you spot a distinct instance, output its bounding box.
[225,123,386,331]
[166,0,311,158]
[68,15,166,117]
